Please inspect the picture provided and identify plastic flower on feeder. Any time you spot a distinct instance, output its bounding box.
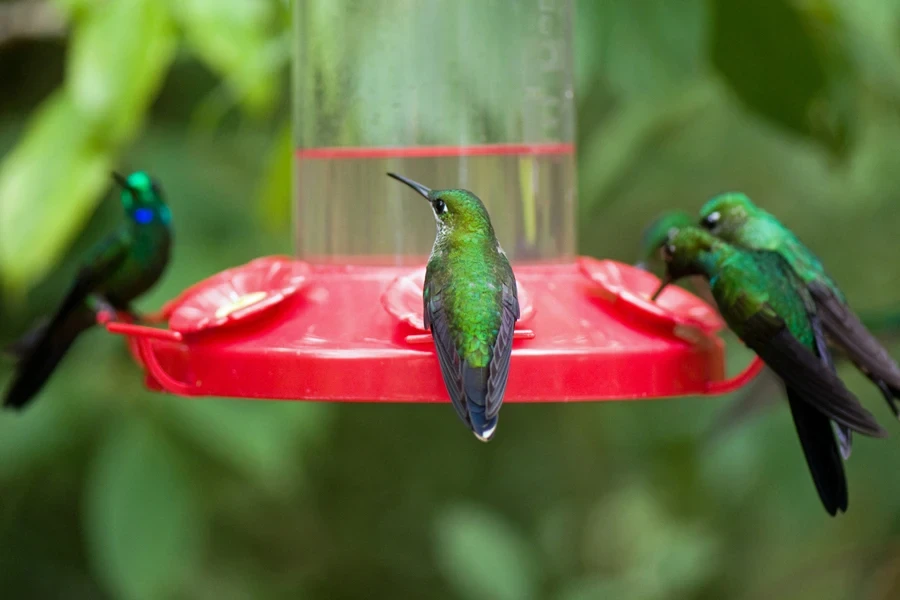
[167,256,311,334]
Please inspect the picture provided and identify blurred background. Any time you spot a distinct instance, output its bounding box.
[2,0,900,598]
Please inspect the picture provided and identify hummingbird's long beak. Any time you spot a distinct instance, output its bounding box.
[650,274,671,302]
[387,172,431,200]
[634,261,650,272]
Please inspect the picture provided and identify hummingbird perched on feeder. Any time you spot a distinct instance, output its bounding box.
[636,211,793,444]
[635,210,717,306]
[698,193,900,422]
[3,171,173,410]
[387,173,519,442]
[654,226,887,515]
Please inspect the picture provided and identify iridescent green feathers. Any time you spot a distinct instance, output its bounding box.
[99,172,173,304]
[656,191,899,514]
[659,226,886,515]
[3,171,172,410]
[388,173,518,442]
[115,171,172,225]
[699,192,900,418]
[699,193,837,298]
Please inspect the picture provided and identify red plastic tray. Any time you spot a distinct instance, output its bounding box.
[101,256,763,402]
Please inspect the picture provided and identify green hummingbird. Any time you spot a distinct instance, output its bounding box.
[655,226,886,515]
[636,212,805,448]
[638,211,885,454]
[638,207,900,447]
[387,173,519,442]
[3,171,172,409]
[635,210,716,306]
[698,193,900,420]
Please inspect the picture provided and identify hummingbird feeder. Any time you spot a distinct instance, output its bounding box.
[102,0,763,402]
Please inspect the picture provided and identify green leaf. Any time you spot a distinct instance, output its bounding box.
[84,420,205,600]
[828,0,900,100]
[0,93,111,293]
[578,81,718,210]
[0,0,176,294]
[50,0,97,22]
[709,0,830,143]
[434,504,540,600]
[67,0,177,142]
[171,0,280,116]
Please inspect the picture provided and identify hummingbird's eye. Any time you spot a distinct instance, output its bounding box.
[433,199,447,215]
[701,211,721,229]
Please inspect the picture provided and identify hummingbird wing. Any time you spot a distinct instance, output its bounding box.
[705,319,852,456]
[737,300,886,438]
[3,232,128,409]
[55,231,130,321]
[808,281,900,416]
[810,310,853,458]
[483,281,520,421]
[423,287,468,426]
[424,277,519,438]
[786,387,848,515]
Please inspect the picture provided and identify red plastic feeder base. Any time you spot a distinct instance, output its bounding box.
[102,256,764,402]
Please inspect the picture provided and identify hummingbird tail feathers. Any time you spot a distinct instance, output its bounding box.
[462,364,499,442]
[469,410,498,442]
[787,390,849,516]
[3,317,51,360]
[3,305,94,409]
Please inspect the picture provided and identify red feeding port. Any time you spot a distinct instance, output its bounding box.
[101,256,763,402]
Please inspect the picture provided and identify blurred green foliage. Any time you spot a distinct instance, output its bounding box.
[0,0,288,294]
[2,1,900,599]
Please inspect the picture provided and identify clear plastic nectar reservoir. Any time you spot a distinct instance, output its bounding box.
[293,0,576,264]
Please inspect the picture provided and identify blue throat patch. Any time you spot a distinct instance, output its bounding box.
[133,207,155,224]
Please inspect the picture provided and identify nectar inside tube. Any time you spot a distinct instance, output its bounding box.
[294,144,577,265]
